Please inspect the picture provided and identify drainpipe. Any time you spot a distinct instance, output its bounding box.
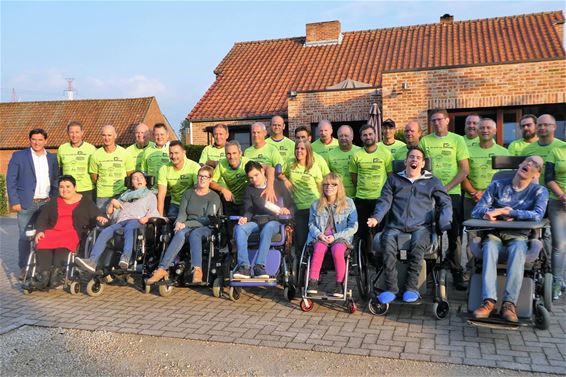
[189,121,193,145]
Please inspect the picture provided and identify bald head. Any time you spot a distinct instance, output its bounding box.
[101,125,117,147]
[404,121,421,146]
[317,120,333,144]
[270,115,286,139]
[134,123,150,147]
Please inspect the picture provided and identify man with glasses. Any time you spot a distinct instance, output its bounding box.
[419,109,470,290]
[523,114,565,184]
[508,115,539,156]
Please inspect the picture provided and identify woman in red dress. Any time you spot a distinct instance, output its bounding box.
[32,175,107,288]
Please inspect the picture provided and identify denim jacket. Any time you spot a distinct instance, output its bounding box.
[307,197,358,245]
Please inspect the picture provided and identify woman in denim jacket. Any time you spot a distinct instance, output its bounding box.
[306,173,358,297]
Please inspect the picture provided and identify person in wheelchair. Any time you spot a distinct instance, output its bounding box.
[306,173,358,297]
[471,156,549,322]
[367,146,452,304]
[75,171,160,272]
[233,161,293,279]
[147,165,222,285]
[30,175,107,288]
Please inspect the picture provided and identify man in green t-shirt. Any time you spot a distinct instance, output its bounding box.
[507,114,539,156]
[350,124,392,250]
[394,120,422,160]
[244,122,284,168]
[199,123,228,168]
[522,114,565,184]
[126,123,155,170]
[419,109,470,290]
[141,123,171,178]
[266,115,296,161]
[377,119,406,157]
[464,114,480,149]
[462,118,510,220]
[57,121,96,201]
[311,120,339,164]
[328,125,360,197]
[157,141,200,218]
[294,126,330,175]
[89,125,135,210]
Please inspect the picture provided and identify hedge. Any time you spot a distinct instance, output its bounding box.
[0,174,7,216]
[185,144,206,163]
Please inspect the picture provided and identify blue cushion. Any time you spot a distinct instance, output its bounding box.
[378,291,396,304]
[402,290,420,303]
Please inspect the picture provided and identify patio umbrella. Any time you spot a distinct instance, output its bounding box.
[368,102,382,142]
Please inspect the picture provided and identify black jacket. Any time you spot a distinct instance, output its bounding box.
[35,196,105,238]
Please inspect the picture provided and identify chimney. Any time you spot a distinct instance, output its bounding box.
[305,20,342,46]
[440,14,454,24]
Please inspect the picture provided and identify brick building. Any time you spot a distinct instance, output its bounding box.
[187,11,566,148]
[0,97,176,175]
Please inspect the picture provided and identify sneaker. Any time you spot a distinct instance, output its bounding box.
[233,265,251,279]
[146,267,168,285]
[552,282,561,301]
[118,258,129,270]
[501,301,518,323]
[306,279,319,294]
[452,271,468,291]
[253,264,269,279]
[473,299,496,319]
[192,267,203,284]
[332,282,344,298]
[75,257,96,273]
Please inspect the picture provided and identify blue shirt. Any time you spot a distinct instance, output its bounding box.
[471,178,548,221]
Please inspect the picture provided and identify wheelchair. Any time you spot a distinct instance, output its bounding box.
[463,156,553,330]
[226,215,295,302]
[297,241,357,313]
[366,159,451,319]
[148,214,230,297]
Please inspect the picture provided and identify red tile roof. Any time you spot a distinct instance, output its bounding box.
[188,11,565,121]
[0,97,169,149]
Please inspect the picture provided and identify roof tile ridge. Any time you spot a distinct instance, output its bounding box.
[187,77,221,119]
[0,97,153,105]
[233,36,303,46]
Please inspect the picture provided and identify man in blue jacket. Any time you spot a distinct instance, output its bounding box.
[367,146,452,304]
[7,129,58,271]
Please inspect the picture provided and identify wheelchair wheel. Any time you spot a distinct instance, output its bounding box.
[535,305,550,330]
[300,298,314,312]
[69,281,80,295]
[433,301,450,320]
[355,239,370,300]
[284,285,296,301]
[367,297,388,316]
[22,288,31,295]
[543,273,553,312]
[158,283,174,297]
[228,286,241,301]
[143,280,151,294]
[212,277,222,298]
[347,299,357,314]
[86,279,104,297]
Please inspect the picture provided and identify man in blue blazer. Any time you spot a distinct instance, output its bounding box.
[7,128,59,271]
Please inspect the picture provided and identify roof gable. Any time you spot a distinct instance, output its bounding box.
[189,11,565,121]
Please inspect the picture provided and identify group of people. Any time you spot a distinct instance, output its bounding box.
[6,111,565,316]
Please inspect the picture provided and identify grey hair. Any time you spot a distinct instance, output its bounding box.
[225,140,242,153]
[251,122,267,131]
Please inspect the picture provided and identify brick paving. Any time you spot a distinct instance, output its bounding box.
[1,216,564,374]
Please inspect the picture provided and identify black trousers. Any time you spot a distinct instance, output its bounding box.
[354,198,378,249]
[294,209,310,257]
[446,194,463,273]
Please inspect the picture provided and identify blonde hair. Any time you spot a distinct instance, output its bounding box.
[292,140,314,171]
[317,173,348,215]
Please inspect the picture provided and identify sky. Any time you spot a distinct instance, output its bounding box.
[1,1,564,135]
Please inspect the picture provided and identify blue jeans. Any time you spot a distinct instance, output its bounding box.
[482,236,527,304]
[89,219,142,264]
[17,201,46,268]
[167,204,179,219]
[159,226,212,269]
[96,197,112,212]
[235,220,280,267]
[548,199,566,284]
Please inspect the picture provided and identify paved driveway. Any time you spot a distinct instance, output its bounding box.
[0,217,564,374]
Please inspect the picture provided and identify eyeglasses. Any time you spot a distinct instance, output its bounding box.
[523,159,542,172]
[198,175,211,180]
[323,183,338,188]
[537,123,556,127]
[431,117,446,123]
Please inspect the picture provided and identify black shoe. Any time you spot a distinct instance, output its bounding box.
[307,279,318,294]
[233,265,251,279]
[253,264,269,278]
[452,271,468,291]
[332,282,345,297]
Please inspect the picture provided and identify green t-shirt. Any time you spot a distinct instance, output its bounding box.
[57,142,96,192]
[244,143,284,167]
[157,158,200,205]
[466,143,510,198]
[89,146,135,198]
[312,138,339,164]
[285,162,324,210]
[266,136,296,161]
[393,145,414,161]
[465,136,479,149]
[199,144,226,165]
[142,144,170,178]
[377,140,406,159]
[507,139,534,156]
[212,156,250,205]
[126,142,155,170]
[547,145,566,200]
[419,132,470,195]
[328,146,361,197]
[523,139,566,184]
[349,146,392,199]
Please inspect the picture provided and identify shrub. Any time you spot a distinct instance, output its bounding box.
[185,144,206,163]
[0,174,7,216]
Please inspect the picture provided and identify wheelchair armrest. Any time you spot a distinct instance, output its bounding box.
[229,215,241,221]
[147,217,167,226]
[277,214,292,223]
[463,219,549,230]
